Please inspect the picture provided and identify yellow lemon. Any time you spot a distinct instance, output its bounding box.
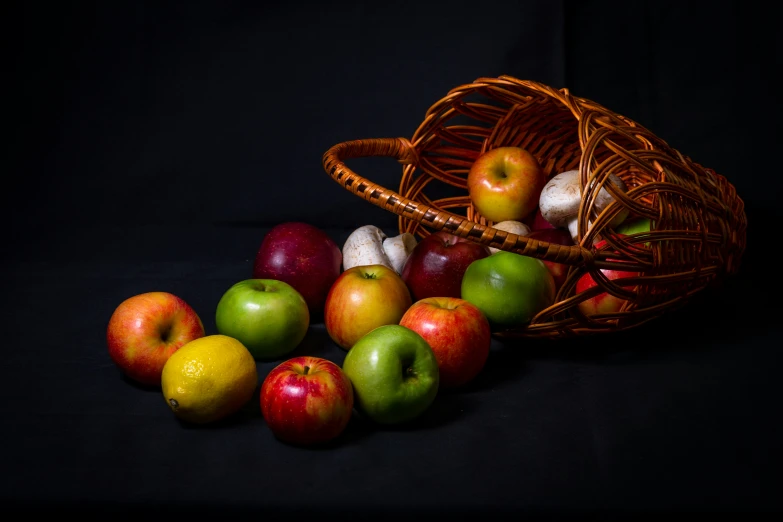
[161,334,258,424]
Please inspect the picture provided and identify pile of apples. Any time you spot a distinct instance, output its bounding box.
[107,145,651,446]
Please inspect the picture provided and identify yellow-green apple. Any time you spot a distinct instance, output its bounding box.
[342,324,439,424]
[467,146,547,223]
[526,228,575,292]
[399,297,491,389]
[324,264,412,350]
[253,222,342,321]
[215,279,309,360]
[575,238,640,315]
[260,356,354,446]
[461,251,556,330]
[400,231,490,302]
[107,291,205,387]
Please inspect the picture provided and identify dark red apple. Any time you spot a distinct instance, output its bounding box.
[575,237,639,315]
[400,231,491,302]
[253,222,342,320]
[527,228,575,291]
[530,206,556,231]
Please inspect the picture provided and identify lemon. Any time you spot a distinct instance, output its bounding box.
[161,334,258,424]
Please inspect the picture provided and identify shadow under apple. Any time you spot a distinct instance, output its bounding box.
[477,278,750,366]
[118,371,162,391]
[261,395,469,449]
[347,389,472,436]
[450,336,533,394]
[282,324,348,365]
[173,387,264,431]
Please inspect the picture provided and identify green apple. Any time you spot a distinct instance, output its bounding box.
[461,251,555,329]
[215,279,310,360]
[616,217,651,235]
[342,324,439,425]
[616,217,652,247]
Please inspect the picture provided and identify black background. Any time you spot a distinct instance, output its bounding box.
[4,1,782,519]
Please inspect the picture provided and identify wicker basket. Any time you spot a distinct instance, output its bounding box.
[322,76,747,339]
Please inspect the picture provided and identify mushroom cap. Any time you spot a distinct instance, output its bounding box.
[488,220,531,254]
[540,170,630,231]
[538,170,581,227]
[342,225,393,271]
[383,233,417,274]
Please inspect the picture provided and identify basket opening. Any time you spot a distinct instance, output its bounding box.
[324,77,747,338]
[401,82,678,237]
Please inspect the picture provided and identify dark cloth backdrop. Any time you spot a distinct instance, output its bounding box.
[4,1,781,519]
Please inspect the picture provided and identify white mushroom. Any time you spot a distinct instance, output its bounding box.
[567,218,581,244]
[538,169,629,243]
[488,220,531,254]
[382,232,417,274]
[342,225,394,272]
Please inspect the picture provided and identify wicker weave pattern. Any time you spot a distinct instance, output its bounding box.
[323,76,747,338]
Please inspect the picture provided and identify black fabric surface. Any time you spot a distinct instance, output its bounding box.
[4,1,781,519]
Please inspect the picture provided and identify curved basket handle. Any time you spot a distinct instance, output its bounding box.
[322,137,604,269]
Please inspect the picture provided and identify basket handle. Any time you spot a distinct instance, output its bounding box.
[323,137,603,269]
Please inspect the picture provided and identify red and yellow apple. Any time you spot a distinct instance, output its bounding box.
[575,238,640,315]
[107,291,205,387]
[527,228,575,292]
[324,264,412,350]
[467,146,547,223]
[260,356,354,446]
[399,297,491,389]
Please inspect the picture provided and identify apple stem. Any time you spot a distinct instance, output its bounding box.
[303,365,310,375]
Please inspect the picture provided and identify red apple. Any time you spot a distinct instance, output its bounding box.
[260,356,354,446]
[107,291,205,387]
[324,264,413,350]
[576,238,640,315]
[530,206,556,231]
[400,231,491,302]
[527,228,575,291]
[253,222,342,320]
[399,297,491,389]
[467,146,547,223]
